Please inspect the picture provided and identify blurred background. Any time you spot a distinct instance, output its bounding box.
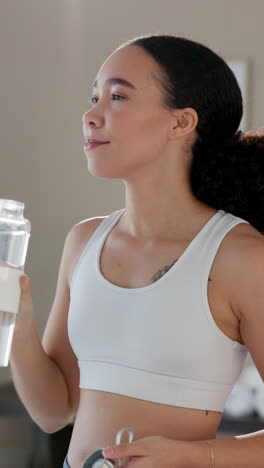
[0,0,263,466]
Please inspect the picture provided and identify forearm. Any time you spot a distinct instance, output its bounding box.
[10,317,71,433]
[191,430,264,468]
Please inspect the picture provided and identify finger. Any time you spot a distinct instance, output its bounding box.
[19,275,32,296]
[102,442,146,460]
[19,278,33,314]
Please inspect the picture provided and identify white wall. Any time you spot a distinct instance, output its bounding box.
[0,0,263,389]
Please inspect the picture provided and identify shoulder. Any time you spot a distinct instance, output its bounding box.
[65,215,107,262]
[69,208,123,244]
[232,221,264,293]
[70,215,107,239]
[65,215,107,288]
[218,220,264,317]
[223,219,264,277]
[220,220,264,267]
[224,221,264,379]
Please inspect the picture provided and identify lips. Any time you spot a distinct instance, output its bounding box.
[86,138,109,144]
[84,141,109,150]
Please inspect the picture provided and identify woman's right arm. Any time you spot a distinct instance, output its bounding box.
[10,224,83,434]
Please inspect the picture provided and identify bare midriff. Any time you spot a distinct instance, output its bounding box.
[67,390,222,467]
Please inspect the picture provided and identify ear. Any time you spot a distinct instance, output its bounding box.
[169,107,198,140]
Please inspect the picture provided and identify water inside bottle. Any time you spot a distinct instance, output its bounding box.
[0,311,16,366]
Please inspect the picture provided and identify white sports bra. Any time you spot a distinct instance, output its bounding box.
[68,208,249,412]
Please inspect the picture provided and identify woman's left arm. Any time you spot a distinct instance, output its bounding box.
[201,238,264,468]
[103,239,264,468]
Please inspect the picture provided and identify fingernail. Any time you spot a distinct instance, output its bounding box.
[103,447,115,457]
[23,277,30,288]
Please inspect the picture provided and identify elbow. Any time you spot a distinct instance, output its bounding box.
[32,414,72,434]
[41,422,69,434]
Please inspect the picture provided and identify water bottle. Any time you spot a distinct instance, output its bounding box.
[0,199,31,367]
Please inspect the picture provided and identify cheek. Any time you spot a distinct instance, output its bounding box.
[115,110,168,150]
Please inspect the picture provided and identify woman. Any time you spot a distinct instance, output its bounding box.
[11,34,264,467]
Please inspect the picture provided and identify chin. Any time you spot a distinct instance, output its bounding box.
[86,163,122,179]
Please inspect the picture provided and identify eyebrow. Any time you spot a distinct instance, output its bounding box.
[92,77,137,91]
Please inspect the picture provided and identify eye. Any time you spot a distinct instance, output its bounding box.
[89,94,125,104]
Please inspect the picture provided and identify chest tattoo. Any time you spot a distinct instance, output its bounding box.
[151,259,179,283]
[151,259,213,284]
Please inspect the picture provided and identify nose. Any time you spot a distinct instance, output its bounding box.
[82,110,92,125]
[82,109,104,130]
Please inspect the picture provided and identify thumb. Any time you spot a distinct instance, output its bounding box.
[20,275,32,293]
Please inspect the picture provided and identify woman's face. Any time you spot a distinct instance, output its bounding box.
[82,45,175,179]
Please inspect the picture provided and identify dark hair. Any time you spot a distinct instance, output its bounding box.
[120,34,264,233]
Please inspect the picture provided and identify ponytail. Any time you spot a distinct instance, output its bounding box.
[190,129,264,233]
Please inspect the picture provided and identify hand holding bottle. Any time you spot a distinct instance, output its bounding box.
[0,263,34,365]
[0,199,31,366]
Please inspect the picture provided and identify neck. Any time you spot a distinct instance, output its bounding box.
[122,174,215,241]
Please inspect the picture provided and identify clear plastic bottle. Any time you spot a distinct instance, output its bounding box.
[0,199,31,366]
